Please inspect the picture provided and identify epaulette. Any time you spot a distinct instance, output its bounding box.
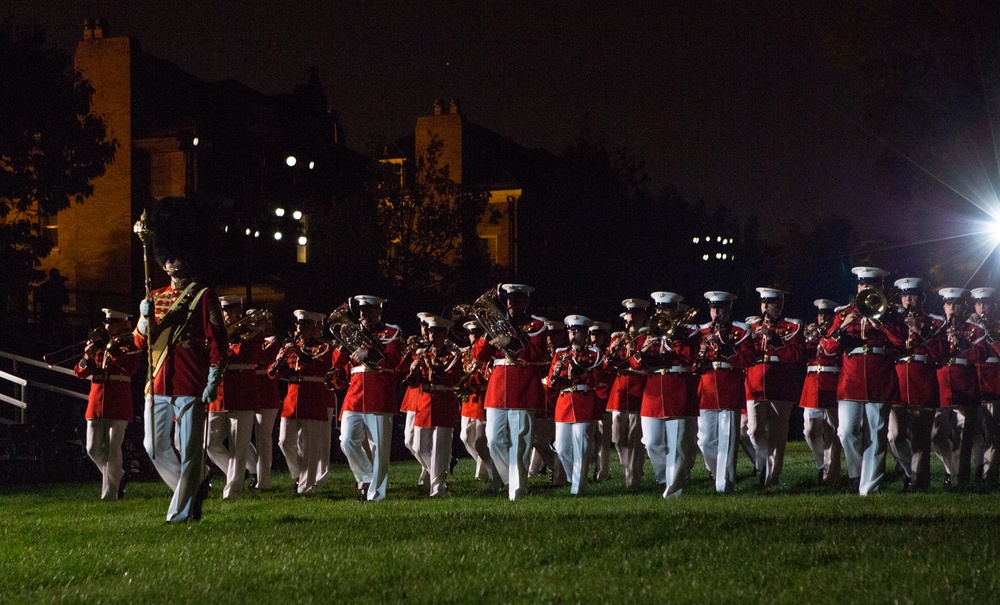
[380,324,402,342]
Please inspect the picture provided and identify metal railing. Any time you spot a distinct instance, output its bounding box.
[0,350,88,425]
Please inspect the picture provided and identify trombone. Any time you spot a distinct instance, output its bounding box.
[43,327,111,367]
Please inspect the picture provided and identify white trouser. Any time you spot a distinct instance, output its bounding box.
[981,402,1000,486]
[931,406,977,486]
[697,409,738,493]
[253,408,279,489]
[461,416,498,485]
[641,416,697,498]
[206,410,255,499]
[86,418,128,501]
[591,412,612,482]
[746,399,793,486]
[529,416,565,484]
[340,411,393,501]
[887,406,933,490]
[803,408,842,482]
[486,408,534,500]
[144,395,206,523]
[555,421,596,495]
[279,418,325,494]
[415,426,453,496]
[316,407,335,486]
[838,400,890,495]
[404,411,430,485]
[611,410,645,490]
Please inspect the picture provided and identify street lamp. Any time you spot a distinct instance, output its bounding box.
[285,155,297,167]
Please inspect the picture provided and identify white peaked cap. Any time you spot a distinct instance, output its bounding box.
[938,287,967,301]
[102,308,131,321]
[756,287,787,300]
[589,321,612,333]
[424,316,453,329]
[894,277,924,292]
[545,320,565,331]
[621,298,651,310]
[971,287,996,300]
[563,315,592,328]
[294,309,325,323]
[354,295,386,306]
[501,283,534,295]
[704,291,737,304]
[651,291,683,305]
[464,320,483,332]
[219,295,244,308]
[813,299,838,311]
[852,266,889,280]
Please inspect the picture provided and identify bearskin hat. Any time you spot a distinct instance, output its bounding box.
[151,196,217,279]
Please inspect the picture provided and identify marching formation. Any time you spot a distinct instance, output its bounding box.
[68,197,1000,522]
[76,270,1000,522]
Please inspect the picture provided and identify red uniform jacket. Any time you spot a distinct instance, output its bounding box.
[696,321,754,411]
[894,312,945,408]
[133,283,227,397]
[974,318,1000,400]
[820,307,907,403]
[336,323,403,415]
[938,321,990,408]
[633,326,701,418]
[406,343,462,429]
[75,345,141,421]
[268,340,337,421]
[547,345,603,423]
[256,336,284,411]
[744,316,806,402]
[459,348,489,420]
[605,329,647,413]
[472,314,548,410]
[799,324,843,409]
[212,330,263,412]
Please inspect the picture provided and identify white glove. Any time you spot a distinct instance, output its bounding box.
[202,365,222,404]
[137,299,152,334]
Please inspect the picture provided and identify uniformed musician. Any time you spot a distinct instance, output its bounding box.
[531,319,566,486]
[458,320,499,486]
[745,287,805,487]
[588,321,614,483]
[471,284,548,500]
[251,311,283,490]
[696,291,754,493]
[931,288,990,487]
[547,315,604,495]
[74,308,140,500]
[604,298,650,491]
[889,278,944,492]
[334,295,403,501]
[400,313,434,487]
[821,266,907,495]
[635,291,701,498]
[207,295,262,500]
[268,310,336,495]
[969,287,1000,486]
[799,299,844,484]
[407,315,463,497]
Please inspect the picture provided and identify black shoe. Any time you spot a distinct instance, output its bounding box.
[817,469,825,484]
[357,482,370,501]
[944,473,952,487]
[292,480,299,494]
[902,476,912,493]
[449,457,459,474]
[248,474,258,489]
[117,472,129,499]
[191,475,211,521]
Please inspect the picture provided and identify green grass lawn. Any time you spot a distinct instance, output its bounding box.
[1,442,997,604]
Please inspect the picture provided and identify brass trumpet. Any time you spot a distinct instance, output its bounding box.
[646,306,697,339]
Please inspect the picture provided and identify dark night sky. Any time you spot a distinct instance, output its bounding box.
[1,2,986,238]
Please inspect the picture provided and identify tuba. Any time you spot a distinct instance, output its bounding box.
[327,299,386,370]
[471,285,529,362]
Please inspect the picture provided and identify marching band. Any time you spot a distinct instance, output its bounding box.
[72,268,1000,518]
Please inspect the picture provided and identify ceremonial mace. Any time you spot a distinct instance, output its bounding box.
[133,210,157,459]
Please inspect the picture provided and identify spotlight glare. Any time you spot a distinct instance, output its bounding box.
[292,210,303,220]
[274,231,283,241]
[285,155,297,167]
[275,208,285,217]
[297,236,308,246]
